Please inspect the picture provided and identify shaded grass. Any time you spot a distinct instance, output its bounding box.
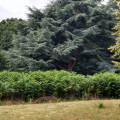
[0,100,120,120]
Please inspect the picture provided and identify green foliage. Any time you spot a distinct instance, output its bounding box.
[21,101,25,105]
[0,70,120,100]
[0,18,25,50]
[7,0,117,74]
[0,100,3,106]
[0,49,7,71]
[97,101,104,108]
[27,7,44,30]
[109,0,120,69]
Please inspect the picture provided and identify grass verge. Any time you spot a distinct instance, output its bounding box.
[0,100,120,120]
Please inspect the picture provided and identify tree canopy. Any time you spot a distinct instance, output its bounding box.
[7,0,118,74]
[0,48,7,71]
[0,18,25,50]
[109,0,120,70]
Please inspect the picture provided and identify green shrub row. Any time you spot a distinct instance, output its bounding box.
[0,70,120,100]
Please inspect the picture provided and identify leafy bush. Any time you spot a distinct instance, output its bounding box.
[0,70,120,100]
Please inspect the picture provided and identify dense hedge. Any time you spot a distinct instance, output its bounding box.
[0,70,120,100]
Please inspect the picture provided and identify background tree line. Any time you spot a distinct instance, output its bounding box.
[0,0,119,75]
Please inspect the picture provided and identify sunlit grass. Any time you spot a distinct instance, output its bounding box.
[0,100,120,120]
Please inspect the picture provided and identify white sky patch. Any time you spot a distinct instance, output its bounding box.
[0,0,53,21]
[102,0,109,4]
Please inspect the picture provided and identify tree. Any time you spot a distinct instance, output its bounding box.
[0,18,25,50]
[8,0,117,74]
[109,0,120,69]
[73,0,118,74]
[0,48,7,71]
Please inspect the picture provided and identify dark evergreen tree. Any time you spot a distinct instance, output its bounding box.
[8,0,118,74]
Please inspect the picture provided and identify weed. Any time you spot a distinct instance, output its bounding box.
[21,101,25,105]
[0,100,3,106]
[97,101,104,108]
[28,98,33,104]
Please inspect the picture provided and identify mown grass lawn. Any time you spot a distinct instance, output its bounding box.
[0,100,120,120]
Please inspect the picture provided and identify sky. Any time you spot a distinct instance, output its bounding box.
[0,0,53,21]
[0,0,109,22]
